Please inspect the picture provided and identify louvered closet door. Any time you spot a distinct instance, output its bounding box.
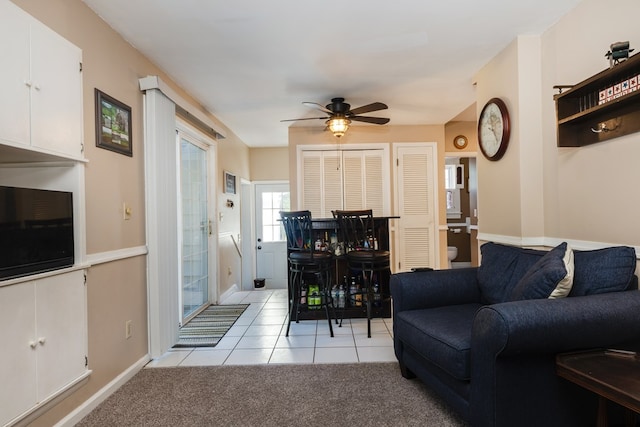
[395,145,437,271]
[302,151,322,217]
[301,150,343,218]
[301,150,386,217]
[342,151,363,210]
[342,150,384,215]
[323,152,343,217]
[364,151,384,215]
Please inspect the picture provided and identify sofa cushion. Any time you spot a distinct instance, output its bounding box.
[394,303,482,381]
[477,242,546,304]
[508,242,574,301]
[570,246,637,296]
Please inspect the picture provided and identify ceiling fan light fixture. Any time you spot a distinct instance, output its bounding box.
[327,117,351,138]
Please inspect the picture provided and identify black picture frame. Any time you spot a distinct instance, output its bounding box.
[224,171,236,194]
[95,89,133,157]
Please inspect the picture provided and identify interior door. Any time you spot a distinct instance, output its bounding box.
[255,183,290,289]
[179,134,211,321]
[394,143,438,271]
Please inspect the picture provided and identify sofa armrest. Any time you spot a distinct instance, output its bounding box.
[469,290,640,427]
[390,267,481,312]
[472,290,640,357]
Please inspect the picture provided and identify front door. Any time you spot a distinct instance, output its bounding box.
[179,134,211,321]
[255,183,289,289]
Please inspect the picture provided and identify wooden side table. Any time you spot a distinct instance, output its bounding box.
[556,349,640,427]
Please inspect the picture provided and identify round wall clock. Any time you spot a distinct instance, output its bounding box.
[453,135,468,149]
[478,98,510,161]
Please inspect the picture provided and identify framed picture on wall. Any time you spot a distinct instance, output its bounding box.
[95,88,133,157]
[224,171,236,194]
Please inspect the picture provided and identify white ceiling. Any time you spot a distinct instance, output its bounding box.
[82,0,583,147]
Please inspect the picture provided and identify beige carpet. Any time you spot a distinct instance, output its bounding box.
[76,363,467,426]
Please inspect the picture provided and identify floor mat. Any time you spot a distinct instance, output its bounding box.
[174,304,248,348]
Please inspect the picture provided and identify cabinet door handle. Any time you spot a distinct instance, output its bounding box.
[38,337,46,345]
[24,80,32,88]
[29,341,37,349]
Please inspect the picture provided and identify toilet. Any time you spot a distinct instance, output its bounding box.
[447,246,458,269]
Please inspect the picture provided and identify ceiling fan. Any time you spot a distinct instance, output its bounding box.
[281,97,390,137]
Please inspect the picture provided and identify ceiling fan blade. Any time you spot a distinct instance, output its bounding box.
[302,102,333,114]
[350,116,390,125]
[348,102,388,116]
[280,117,328,122]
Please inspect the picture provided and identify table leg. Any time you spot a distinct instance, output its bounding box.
[597,396,608,427]
[624,409,636,427]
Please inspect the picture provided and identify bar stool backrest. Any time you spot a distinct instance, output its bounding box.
[334,209,376,253]
[279,210,314,257]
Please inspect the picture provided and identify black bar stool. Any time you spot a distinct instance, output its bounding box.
[280,210,335,337]
[334,209,390,338]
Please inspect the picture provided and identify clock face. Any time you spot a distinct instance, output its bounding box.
[453,135,468,149]
[478,98,510,161]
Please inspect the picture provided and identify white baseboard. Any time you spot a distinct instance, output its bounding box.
[219,283,239,304]
[54,354,151,427]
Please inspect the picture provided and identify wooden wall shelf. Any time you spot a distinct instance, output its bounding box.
[554,52,640,147]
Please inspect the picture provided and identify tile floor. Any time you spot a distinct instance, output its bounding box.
[147,288,396,367]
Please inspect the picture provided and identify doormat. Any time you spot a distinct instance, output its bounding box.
[174,304,249,348]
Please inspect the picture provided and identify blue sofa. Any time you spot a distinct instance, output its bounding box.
[391,242,640,427]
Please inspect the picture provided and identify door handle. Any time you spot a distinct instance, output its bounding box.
[257,246,262,250]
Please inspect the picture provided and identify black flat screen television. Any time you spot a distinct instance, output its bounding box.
[0,186,74,280]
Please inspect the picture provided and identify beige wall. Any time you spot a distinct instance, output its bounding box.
[474,39,524,240]
[11,0,250,424]
[444,120,478,154]
[217,133,250,296]
[250,147,289,181]
[474,0,640,251]
[541,0,640,247]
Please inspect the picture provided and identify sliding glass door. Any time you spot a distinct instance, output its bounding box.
[179,135,210,321]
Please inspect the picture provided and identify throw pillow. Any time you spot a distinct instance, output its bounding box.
[570,246,637,296]
[477,242,547,304]
[508,242,574,301]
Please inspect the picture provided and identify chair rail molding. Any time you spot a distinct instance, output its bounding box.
[478,232,640,258]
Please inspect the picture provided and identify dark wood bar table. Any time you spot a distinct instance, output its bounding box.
[289,216,398,321]
[556,349,640,427]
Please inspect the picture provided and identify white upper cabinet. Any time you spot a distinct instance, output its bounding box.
[0,0,31,147]
[0,0,83,159]
[29,20,83,157]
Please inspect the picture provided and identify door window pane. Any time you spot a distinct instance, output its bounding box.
[181,139,208,319]
[261,191,290,242]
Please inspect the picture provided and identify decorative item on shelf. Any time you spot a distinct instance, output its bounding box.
[605,41,634,68]
[554,50,640,147]
[478,98,510,161]
[591,118,621,134]
[597,73,638,107]
[453,135,468,149]
[95,89,133,157]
